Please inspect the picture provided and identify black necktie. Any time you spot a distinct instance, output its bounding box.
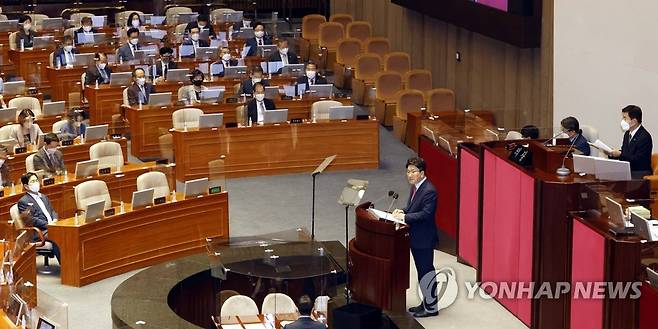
[258,38,263,46]
[163,64,168,77]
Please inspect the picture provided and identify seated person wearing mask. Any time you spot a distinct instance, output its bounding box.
[296,62,327,92]
[117,28,141,62]
[53,35,80,67]
[180,69,208,104]
[10,109,43,147]
[0,145,11,187]
[239,66,269,95]
[185,14,215,38]
[150,47,178,80]
[127,68,156,106]
[212,47,239,77]
[247,83,276,124]
[245,22,272,57]
[33,133,66,176]
[521,125,540,139]
[57,109,86,140]
[283,295,325,329]
[74,16,98,45]
[17,15,35,48]
[268,39,299,73]
[84,53,112,85]
[606,105,653,179]
[126,12,142,29]
[182,27,210,57]
[560,116,590,156]
[17,172,61,263]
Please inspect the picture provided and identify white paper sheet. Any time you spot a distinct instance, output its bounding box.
[588,139,613,153]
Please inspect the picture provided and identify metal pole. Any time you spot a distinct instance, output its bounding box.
[311,173,317,240]
[345,204,350,304]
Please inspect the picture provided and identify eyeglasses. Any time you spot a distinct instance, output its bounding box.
[406,169,420,174]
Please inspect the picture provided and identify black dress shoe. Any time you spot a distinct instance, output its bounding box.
[413,309,439,318]
[408,304,424,313]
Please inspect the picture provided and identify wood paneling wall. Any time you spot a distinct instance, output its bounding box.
[331,0,553,132]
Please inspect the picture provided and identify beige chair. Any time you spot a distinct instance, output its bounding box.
[69,13,93,26]
[365,37,391,61]
[0,125,14,140]
[311,100,342,121]
[25,154,36,172]
[351,53,382,106]
[392,89,425,142]
[9,97,42,117]
[29,14,49,30]
[314,22,344,70]
[49,52,55,67]
[52,120,68,133]
[166,7,192,25]
[63,27,77,39]
[329,14,353,29]
[172,108,204,130]
[384,52,411,77]
[216,290,240,315]
[159,133,174,163]
[300,14,327,62]
[0,14,7,21]
[334,38,362,89]
[122,88,130,106]
[115,11,144,27]
[137,171,170,199]
[580,124,599,156]
[261,293,297,315]
[505,131,524,140]
[10,204,55,272]
[74,180,112,211]
[405,70,432,92]
[426,88,456,113]
[175,23,187,37]
[346,21,372,43]
[220,295,259,317]
[89,141,124,171]
[8,32,18,50]
[177,85,195,102]
[374,71,403,126]
[211,8,236,19]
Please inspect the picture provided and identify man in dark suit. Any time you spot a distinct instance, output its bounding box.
[393,157,439,318]
[296,63,328,93]
[33,133,66,176]
[245,22,272,57]
[0,145,11,187]
[283,295,325,329]
[184,14,216,38]
[246,83,276,124]
[606,105,653,179]
[232,14,252,31]
[239,66,270,95]
[117,28,141,62]
[53,35,80,67]
[268,39,299,73]
[84,53,112,85]
[149,47,178,80]
[560,116,590,156]
[212,47,239,77]
[74,16,98,45]
[182,27,210,58]
[17,172,61,262]
[127,68,156,106]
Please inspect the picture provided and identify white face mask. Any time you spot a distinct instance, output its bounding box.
[306,70,317,79]
[46,147,57,155]
[621,119,631,132]
[191,33,200,41]
[98,63,107,70]
[64,45,73,52]
[254,93,265,101]
[243,20,251,27]
[132,20,140,28]
[28,182,40,194]
[23,24,32,31]
[280,48,288,55]
[251,77,262,84]
[130,38,139,46]
[83,25,92,32]
[222,53,231,61]
[254,31,265,38]
[136,77,146,86]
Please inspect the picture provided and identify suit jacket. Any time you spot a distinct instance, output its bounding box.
[403,178,438,249]
[572,134,590,156]
[53,47,81,66]
[245,36,272,56]
[268,51,299,73]
[212,59,239,77]
[283,317,326,329]
[84,64,113,85]
[296,76,328,91]
[239,79,270,95]
[18,192,58,234]
[73,27,99,45]
[127,83,156,106]
[10,124,43,147]
[184,21,216,37]
[148,60,179,79]
[33,148,66,175]
[117,43,141,62]
[16,30,34,48]
[246,98,276,123]
[618,125,653,174]
[232,21,251,31]
[0,162,10,187]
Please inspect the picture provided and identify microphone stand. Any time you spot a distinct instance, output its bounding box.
[310,155,336,240]
[556,133,579,176]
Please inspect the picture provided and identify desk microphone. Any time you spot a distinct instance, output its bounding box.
[386,192,399,214]
[556,133,579,176]
[543,131,566,146]
[370,190,396,207]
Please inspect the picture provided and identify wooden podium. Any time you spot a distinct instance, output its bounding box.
[349,202,410,312]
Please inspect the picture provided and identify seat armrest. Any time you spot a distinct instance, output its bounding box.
[19,227,46,247]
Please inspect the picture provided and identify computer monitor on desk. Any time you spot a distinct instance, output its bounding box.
[595,158,631,181]
[75,159,99,179]
[131,188,154,210]
[41,18,64,30]
[84,199,105,222]
[1,81,25,95]
[32,36,55,49]
[0,108,18,123]
[224,66,248,78]
[84,124,109,142]
[42,101,66,117]
[109,72,132,86]
[74,53,96,67]
[166,69,189,82]
[309,84,334,98]
[147,92,172,106]
[184,177,208,199]
[91,15,107,28]
[199,113,223,129]
[77,33,107,45]
[329,106,354,120]
[281,64,305,77]
[200,88,224,104]
[195,47,218,61]
[573,154,597,175]
[0,20,18,32]
[263,109,288,124]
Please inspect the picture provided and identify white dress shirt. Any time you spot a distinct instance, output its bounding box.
[629,124,642,141]
[27,192,54,223]
[280,52,288,65]
[256,100,265,123]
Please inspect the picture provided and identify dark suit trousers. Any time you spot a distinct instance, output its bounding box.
[411,247,436,309]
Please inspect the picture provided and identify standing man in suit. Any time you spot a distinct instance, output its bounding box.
[149,47,178,80]
[17,172,61,263]
[53,35,80,67]
[246,83,276,124]
[268,39,299,73]
[212,47,239,77]
[33,133,66,176]
[283,295,325,329]
[117,28,141,62]
[560,116,590,156]
[296,63,327,92]
[239,66,270,95]
[185,14,215,38]
[606,105,654,179]
[182,27,210,58]
[127,68,156,106]
[245,22,272,57]
[0,145,11,187]
[74,16,98,45]
[84,53,112,85]
[392,157,439,318]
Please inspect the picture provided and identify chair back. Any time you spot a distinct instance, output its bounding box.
[580,124,599,156]
[166,7,192,25]
[347,21,371,43]
[10,204,21,223]
[261,293,298,315]
[122,88,129,106]
[89,141,124,171]
[172,108,204,130]
[405,69,432,92]
[159,133,174,163]
[311,100,342,121]
[220,295,259,317]
[137,171,170,199]
[426,88,456,113]
[9,32,18,50]
[384,52,411,76]
[74,180,111,211]
[375,71,403,101]
[177,85,193,101]
[336,38,362,66]
[64,27,77,39]
[52,120,68,133]
[175,23,187,36]
[25,154,36,172]
[8,97,42,117]
[302,14,327,40]
[354,53,381,81]
[395,89,425,118]
[70,13,93,26]
[0,125,14,140]
[29,14,49,29]
[318,22,344,50]
[365,37,390,60]
[505,131,524,140]
[329,13,353,29]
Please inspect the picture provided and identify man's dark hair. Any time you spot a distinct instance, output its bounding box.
[132,67,145,77]
[197,14,209,23]
[190,69,204,81]
[81,16,92,25]
[43,133,60,145]
[251,66,264,75]
[406,157,426,172]
[21,172,38,185]
[18,109,35,124]
[253,82,265,92]
[159,46,174,56]
[253,21,265,29]
[19,15,32,24]
[622,105,642,123]
[520,125,539,139]
[560,116,581,134]
[126,27,140,37]
[297,295,313,316]
[62,34,73,44]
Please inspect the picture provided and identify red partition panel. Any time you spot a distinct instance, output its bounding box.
[639,283,658,329]
[458,148,480,269]
[481,149,534,326]
[570,219,605,329]
[419,137,457,239]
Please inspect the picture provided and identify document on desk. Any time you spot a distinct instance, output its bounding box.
[589,139,613,153]
[220,325,243,329]
[243,323,267,329]
[368,208,405,225]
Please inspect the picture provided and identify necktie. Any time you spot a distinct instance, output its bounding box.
[257,101,265,121]
[163,63,168,78]
[224,60,229,67]
[99,66,107,80]
[258,38,263,46]
[281,53,288,65]
[410,185,417,204]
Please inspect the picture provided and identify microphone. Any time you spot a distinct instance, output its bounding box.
[556,133,579,176]
[543,131,566,146]
[386,192,399,214]
[370,190,396,207]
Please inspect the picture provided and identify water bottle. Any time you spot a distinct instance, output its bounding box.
[55,57,61,69]
[120,201,125,214]
[171,190,177,202]
[20,39,24,51]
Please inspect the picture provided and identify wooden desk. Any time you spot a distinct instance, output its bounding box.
[124,97,351,159]
[172,119,379,180]
[48,191,229,287]
[4,138,128,182]
[0,243,36,329]
[405,110,495,152]
[9,49,54,94]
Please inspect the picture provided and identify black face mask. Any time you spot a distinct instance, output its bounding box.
[192,80,203,86]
